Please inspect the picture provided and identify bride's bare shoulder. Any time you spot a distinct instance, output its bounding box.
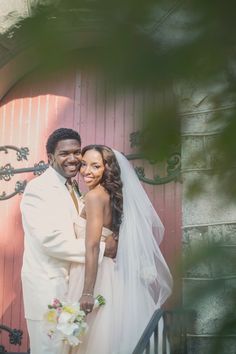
[84,186,109,205]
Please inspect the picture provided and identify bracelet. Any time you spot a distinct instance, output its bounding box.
[82,293,93,297]
[112,233,119,241]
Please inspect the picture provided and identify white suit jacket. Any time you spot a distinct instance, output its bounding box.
[20,166,105,320]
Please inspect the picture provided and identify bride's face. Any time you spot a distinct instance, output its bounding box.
[80,149,105,190]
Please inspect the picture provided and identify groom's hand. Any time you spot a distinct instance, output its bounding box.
[104,234,118,258]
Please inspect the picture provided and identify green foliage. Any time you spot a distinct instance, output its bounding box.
[6,1,236,180]
[5,1,236,351]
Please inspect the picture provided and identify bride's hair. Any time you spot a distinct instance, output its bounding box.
[81,145,123,234]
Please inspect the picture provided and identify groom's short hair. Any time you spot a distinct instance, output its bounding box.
[46,128,81,154]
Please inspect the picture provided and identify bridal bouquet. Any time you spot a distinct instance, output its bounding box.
[44,295,106,346]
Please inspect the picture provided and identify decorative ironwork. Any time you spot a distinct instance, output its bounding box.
[0,146,29,161]
[0,164,14,181]
[127,131,181,185]
[0,324,23,353]
[130,131,142,148]
[33,161,49,176]
[0,145,48,201]
[0,137,181,200]
[0,181,27,201]
[0,162,48,182]
[127,152,181,185]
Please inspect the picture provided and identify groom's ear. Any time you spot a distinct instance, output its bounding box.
[47,153,54,165]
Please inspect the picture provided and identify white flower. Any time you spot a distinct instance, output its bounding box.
[66,335,81,346]
[44,295,105,347]
[58,311,76,325]
[57,322,78,337]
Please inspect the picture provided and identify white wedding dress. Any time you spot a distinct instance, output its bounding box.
[62,150,173,354]
[64,197,115,354]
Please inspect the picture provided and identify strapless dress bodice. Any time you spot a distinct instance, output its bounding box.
[76,196,112,240]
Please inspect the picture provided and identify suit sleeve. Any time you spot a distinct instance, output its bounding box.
[20,184,105,263]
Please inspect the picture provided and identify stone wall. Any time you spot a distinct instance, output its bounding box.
[181,92,236,353]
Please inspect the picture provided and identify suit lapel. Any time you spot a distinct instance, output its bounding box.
[45,167,79,220]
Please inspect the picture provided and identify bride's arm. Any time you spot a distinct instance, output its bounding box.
[79,191,104,313]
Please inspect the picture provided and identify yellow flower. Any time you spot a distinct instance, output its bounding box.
[63,306,76,314]
[45,309,57,323]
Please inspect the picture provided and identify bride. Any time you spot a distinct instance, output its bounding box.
[64,145,172,354]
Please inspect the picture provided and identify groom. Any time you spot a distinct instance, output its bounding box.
[20,128,117,354]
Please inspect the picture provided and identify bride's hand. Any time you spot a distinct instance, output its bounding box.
[80,294,94,315]
[73,223,79,239]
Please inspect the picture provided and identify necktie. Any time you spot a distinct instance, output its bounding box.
[66,180,79,213]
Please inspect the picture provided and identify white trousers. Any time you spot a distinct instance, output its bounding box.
[27,319,63,354]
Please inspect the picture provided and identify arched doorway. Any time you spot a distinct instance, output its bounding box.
[0,66,181,352]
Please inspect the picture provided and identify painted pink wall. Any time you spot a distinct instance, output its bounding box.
[0,67,181,351]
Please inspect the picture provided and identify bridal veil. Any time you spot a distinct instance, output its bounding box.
[112,150,173,354]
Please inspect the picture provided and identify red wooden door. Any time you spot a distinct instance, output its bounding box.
[0,67,181,352]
